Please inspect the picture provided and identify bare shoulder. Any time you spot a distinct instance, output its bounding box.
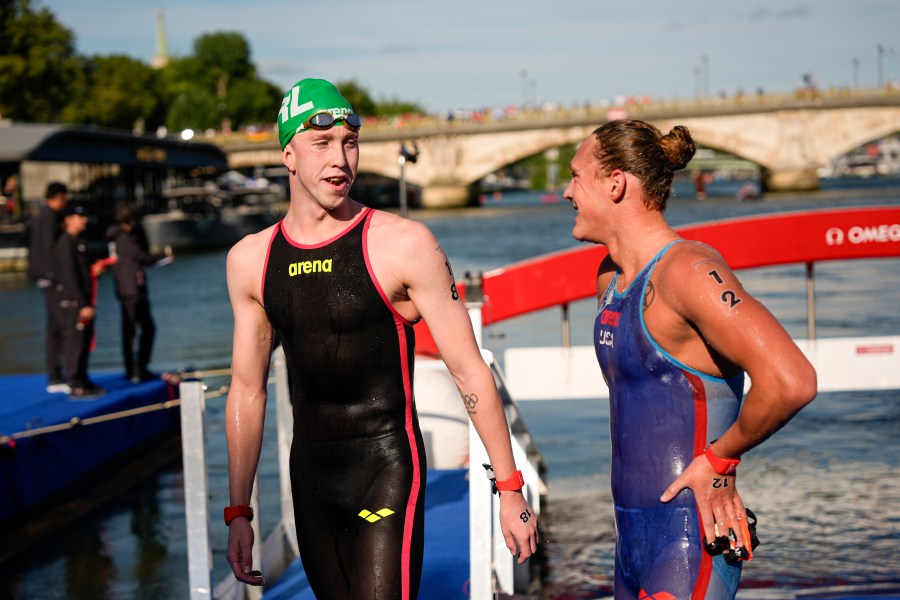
[226,224,277,299]
[656,240,749,314]
[661,240,734,281]
[228,225,276,269]
[367,210,441,258]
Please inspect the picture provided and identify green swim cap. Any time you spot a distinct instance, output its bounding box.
[277,78,356,149]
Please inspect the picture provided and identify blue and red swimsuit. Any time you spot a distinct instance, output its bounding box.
[594,241,745,600]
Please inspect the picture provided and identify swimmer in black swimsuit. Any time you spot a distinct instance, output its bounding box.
[564,120,816,598]
[224,78,539,599]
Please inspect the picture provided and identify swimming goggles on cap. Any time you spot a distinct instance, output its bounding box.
[302,112,361,132]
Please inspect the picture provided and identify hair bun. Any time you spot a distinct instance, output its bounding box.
[659,125,696,171]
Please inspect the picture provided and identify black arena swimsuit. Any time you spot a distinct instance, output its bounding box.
[262,207,426,600]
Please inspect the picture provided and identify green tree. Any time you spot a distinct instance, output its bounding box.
[164,81,219,133]
[159,56,223,132]
[375,98,425,117]
[61,54,167,130]
[227,77,282,128]
[0,0,80,122]
[335,80,424,117]
[336,80,377,117]
[192,31,253,129]
[193,31,253,95]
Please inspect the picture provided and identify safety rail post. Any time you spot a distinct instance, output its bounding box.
[490,355,540,594]
[463,272,540,599]
[468,419,495,599]
[272,346,299,556]
[398,152,408,219]
[180,379,213,600]
[492,480,515,593]
[464,271,484,348]
[487,350,515,595]
[248,484,263,600]
[806,261,817,340]
[465,270,544,597]
[561,303,571,348]
[471,352,541,597]
[465,270,503,598]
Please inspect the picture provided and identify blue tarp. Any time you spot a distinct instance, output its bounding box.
[0,373,180,525]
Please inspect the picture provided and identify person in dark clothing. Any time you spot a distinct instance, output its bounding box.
[54,204,105,399]
[105,202,169,383]
[27,182,69,393]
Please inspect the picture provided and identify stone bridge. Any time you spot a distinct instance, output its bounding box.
[221,88,900,208]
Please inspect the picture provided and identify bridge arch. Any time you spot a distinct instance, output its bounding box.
[222,93,900,207]
[651,107,900,190]
[357,125,599,206]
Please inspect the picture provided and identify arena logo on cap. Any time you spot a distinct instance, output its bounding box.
[298,107,354,133]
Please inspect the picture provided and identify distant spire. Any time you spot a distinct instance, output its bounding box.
[151,7,169,69]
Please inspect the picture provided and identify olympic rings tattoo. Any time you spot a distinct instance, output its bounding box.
[462,393,478,414]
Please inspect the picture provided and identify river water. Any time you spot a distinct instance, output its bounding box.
[1,177,899,598]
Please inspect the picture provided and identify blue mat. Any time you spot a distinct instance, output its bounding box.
[264,468,470,600]
[0,372,180,525]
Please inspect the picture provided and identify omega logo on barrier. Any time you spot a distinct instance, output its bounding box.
[825,224,900,246]
[825,227,844,245]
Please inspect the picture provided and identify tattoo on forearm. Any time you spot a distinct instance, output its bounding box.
[520,508,532,523]
[707,269,743,309]
[444,258,460,301]
[643,281,655,310]
[462,393,478,414]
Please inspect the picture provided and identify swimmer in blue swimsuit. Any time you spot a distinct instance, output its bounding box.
[223,78,539,598]
[563,119,817,599]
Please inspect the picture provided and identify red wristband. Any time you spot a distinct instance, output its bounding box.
[224,504,254,525]
[495,470,525,492]
[704,445,740,475]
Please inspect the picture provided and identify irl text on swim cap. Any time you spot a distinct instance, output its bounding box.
[279,86,353,129]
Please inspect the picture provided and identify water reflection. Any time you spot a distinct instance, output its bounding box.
[526,390,900,598]
[0,186,898,598]
[64,526,115,600]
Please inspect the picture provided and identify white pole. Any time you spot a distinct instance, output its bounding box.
[398,154,408,218]
[180,379,212,599]
[467,279,495,598]
[806,262,816,340]
[468,421,494,600]
[273,346,299,556]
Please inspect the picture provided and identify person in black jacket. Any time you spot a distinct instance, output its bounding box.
[53,203,105,398]
[106,202,169,383]
[27,182,70,393]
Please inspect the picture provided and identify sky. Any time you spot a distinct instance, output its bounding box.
[40,0,899,114]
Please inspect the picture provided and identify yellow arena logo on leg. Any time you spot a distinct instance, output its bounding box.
[358,508,395,523]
